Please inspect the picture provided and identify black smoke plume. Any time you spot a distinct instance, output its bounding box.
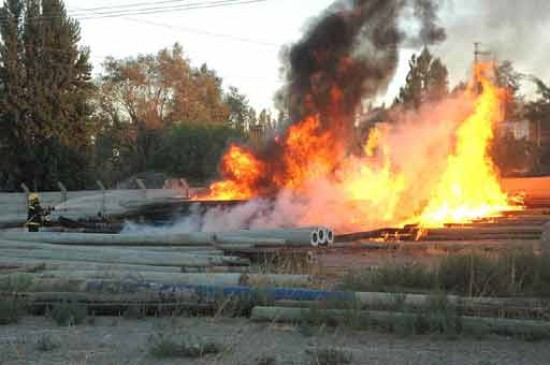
[219,0,446,196]
[280,0,445,128]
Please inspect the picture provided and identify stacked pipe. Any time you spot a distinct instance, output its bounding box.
[218,227,334,247]
[0,227,334,278]
[0,226,335,248]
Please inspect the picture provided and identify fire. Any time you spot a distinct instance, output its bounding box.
[337,123,407,223]
[197,114,343,200]
[418,64,518,227]
[205,145,263,200]
[196,63,521,230]
[274,116,341,190]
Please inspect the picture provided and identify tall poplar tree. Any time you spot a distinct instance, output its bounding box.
[394,47,449,109]
[0,0,94,190]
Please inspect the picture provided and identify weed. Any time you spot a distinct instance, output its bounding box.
[258,251,315,276]
[123,305,147,320]
[36,333,61,352]
[386,309,418,336]
[49,299,87,326]
[306,346,353,365]
[337,262,434,293]
[437,251,550,297]
[0,297,22,325]
[214,291,272,318]
[149,333,223,359]
[256,355,277,365]
[414,293,462,337]
[0,274,34,292]
[87,312,97,325]
[337,252,550,298]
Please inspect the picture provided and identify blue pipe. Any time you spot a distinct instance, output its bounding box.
[84,280,354,303]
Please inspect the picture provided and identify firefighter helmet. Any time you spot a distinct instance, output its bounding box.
[29,193,40,203]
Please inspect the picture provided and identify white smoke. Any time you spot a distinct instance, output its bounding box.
[124,89,478,235]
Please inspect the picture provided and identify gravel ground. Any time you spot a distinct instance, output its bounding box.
[1,316,549,365]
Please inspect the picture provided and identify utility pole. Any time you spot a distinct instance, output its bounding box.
[473,42,493,95]
[473,42,492,67]
[474,42,482,94]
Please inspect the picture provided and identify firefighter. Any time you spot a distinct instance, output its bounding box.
[27,193,44,232]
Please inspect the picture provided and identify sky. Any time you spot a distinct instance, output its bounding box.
[65,0,550,112]
[66,0,340,112]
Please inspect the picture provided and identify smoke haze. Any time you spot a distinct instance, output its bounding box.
[436,0,550,89]
[126,0,522,235]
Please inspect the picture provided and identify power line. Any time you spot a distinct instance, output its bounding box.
[71,0,266,19]
[0,0,276,63]
[70,0,195,13]
[123,17,278,47]
[1,0,266,21]
[71,0,277,48]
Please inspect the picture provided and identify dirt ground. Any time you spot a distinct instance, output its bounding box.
[1,316,549,365]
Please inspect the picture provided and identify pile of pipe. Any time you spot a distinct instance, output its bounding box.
[0,226,334,248]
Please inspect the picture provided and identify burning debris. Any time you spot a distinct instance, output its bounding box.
[190,0,521,232]
[202,0,447,200]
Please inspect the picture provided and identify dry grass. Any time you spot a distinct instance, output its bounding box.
[0,297,21,325]
[337,251,550,297]
[49,299,87,326]
[0,274,34,292]
[306,346,353,365]
[149,333,224,359]
[35,333,61,352]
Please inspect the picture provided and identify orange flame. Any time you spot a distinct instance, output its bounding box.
[206,144,263,200]
[196,63,522,229]
[275,115,341,190]
[418,64,519,226]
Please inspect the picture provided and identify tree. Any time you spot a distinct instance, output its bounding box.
[100,45,183,129]
[394,47,449,109]
[169,63,229,124]
[525,77,550,124]
[495,61,521,96]
[0,0,94,190]
[495,60,523,120]
[100,44,230,128]
[151,124,243,184]
[491,131,536,176]
[525,78,550,173]
[225,86,251,132]
[95,44,249,186]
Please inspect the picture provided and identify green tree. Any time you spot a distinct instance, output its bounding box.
[0,0,94,190]
[395,47,449,109]
[100,44,230,128]
[95,44,250,186]
[525,77,550,123]
[525,78,550,173]
[491,131,536,176]
[495,60,524,120]
[225,86,252,132]
[151,124,243,184]
[170,63,229,124]
[495,60,521,96]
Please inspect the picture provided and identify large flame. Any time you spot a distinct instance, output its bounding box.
[418,65,515,226]
[196,63,521,230]
[207,145,264,200]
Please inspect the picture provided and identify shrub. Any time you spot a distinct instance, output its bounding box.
[49,300,87,326]
[149,334,223,359]
[337,252,550,297]
[0,274,34,292]
[0,297,21,325]
[306,346,353,365]
[36,333,61,352]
